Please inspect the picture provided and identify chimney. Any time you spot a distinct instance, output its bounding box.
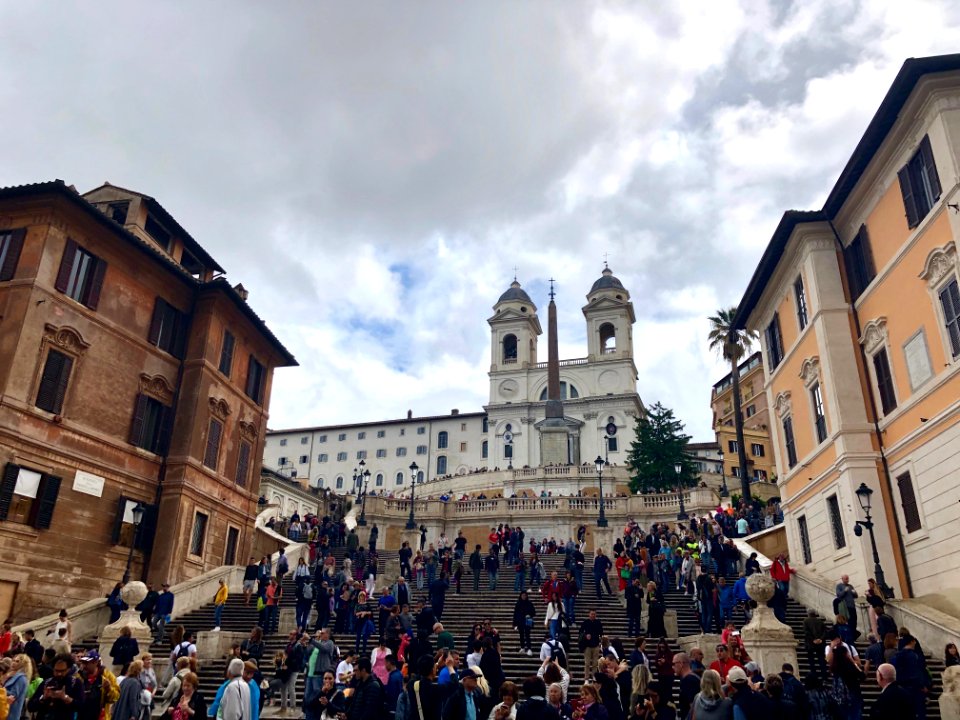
[451,409,459,416]
[407,410,413,419]
[233,283,249,301]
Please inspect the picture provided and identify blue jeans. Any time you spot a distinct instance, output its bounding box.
[214,604,224,627]
[265,605,278,633]
[574,567,583,591]
[427,565,436,586]
[563,597,576,623]
[514,571,526,592]
[700,601,714,632]
[488,572,498,590]
[549,619,559,639]
[296,601,312,630]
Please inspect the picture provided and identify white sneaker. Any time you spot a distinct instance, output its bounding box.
[213,626,221,632]
[526,649,532,656]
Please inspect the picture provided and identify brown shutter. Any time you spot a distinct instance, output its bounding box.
[236,441,250,487]
[0,228,26,282]
[30,474,61,529]
[52,354,73,415]
[54,240,78,293]
[919,135,942,201]
[245,354,256,399]
[148,298,166,346]
[171,310,189,359]
[898,165,919,228]
[129,394,148,446]
[135,504,157,551]
[204,419,223,470]
[36,351,73,414]
[897,473,922,533]
[857,225,875,279]
[85,257,107,310]
[111,495,128,544]
[158,404,175,455]
[0,463,19,521]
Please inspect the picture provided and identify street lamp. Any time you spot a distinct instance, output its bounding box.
[352,459,367,496]
[594,456,608,527]
[675,463,689,520]
[122,502,146,584]
[853,483,894,598]
[406,461,419,529]
[717,451,729,496]
[357,468,371,526]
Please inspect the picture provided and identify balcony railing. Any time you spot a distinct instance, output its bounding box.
[533,357,589,369]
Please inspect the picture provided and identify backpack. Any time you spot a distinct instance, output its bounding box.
[278,556,289,573]
[302,583,314,601]
[827,676,852,712]
[175,641,192,660]
[546,639,567,668]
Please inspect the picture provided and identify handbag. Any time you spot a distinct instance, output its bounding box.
[525,617,534,628]
[620,568,630,579]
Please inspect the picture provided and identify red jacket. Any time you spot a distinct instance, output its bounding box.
[770,559,794,582]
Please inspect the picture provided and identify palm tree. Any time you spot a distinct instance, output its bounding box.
[708,307,757,502]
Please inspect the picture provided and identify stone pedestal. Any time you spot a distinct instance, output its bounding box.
[400,528,422,554]
[664,610,678,639]
[591,527,617,555]
[941,666,960,720]
[383,556,401,585]
[279,607,297,634]
[678,633,722,656]
[196,630,248,660]
[98,581,153,669]
[740,574,797,675]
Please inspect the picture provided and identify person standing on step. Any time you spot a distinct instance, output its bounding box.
[347,528,359,560]
[276,549,290,589]
[485,548,500,591]
[579,610,603,683]
[645,582,666,639]
[368,523,379,553]
[425,545,438,588]
[243,558,259,607]
[296,578,314,632]
[624,578,644,639]
[399,541,413,580]
[152,583,175,645]
[835,575,859,637]
[429,572,450,620]
[469,545,483,592]
[562,570,578,625]
[212,578,229,632]
[220,659,252,720]
[513,591,536,656]
[453,531,467,561]
[593,549,612,598]
[514,554,528,592]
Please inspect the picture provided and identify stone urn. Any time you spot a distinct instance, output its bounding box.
[740,572,797,674]
[98,580,153,666]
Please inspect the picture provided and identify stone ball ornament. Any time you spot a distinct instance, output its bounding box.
[121,580,148,607]
[745,572,776,604]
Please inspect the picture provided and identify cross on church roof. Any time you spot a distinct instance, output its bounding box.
[513,266,519,282]
[603,251,609,269]
[549,278,556,300]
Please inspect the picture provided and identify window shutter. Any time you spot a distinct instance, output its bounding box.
[111,495,128,544]
[158,405,175,456]
[236,442,250,487]
[204,419,223,470]
[898,165,919,228]
[0,463,19,521]
[919,135,942,201]
[148,298,166,346]
[897,473,922,533]
[857,225,876,281]
[171,311,189,360]
[940,281,960,358]
[36,351,73,414]
[0,228,26,281]
[219,332,235,375]
[244,354,256,398]
[54,240,77,293]
[85,257,107,310]
[31,474,62,529]
[129,394,148,446]
[53,354,73,414]
[135,504,158,552]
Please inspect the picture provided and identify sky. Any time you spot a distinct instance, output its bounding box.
[2,1,958,440]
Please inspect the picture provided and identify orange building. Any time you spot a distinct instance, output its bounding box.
[734,54,960,600]
[0,180,296,620]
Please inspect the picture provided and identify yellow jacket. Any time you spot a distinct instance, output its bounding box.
[101,668,120,720]
[215,584,229,605]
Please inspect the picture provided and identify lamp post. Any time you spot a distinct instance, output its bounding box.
[406,461,419,530]
[122,502,146,584]
[357,468,371,526]
[594,455,608,527]
[717,450,729,496]
[854,483,894,599]
[675,463,689,520]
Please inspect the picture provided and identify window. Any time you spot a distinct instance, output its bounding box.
[400,429,405,436]
[375,473,383,487]
[727,440,739,453]
[503,334,518,363]
[224,527,239,565]
[538,382,580,400]
[218,331,235,376]
[750,443,764,457]
[504,444,513,459]
[753,469,768,481]
[872,348,898,415]
[418,426,426,435]
[797,516,812,564]
[938,278,960,359]
[129,394,172,454]
[396,447,407,457]
[35,350,73,414]
[897,472,922,533]
[0,463,62,529]
[0,229,26,282]
[108,202,128,224]
[782,417,797,468]
[599,322,616,353]
[148,298,188,358]
[482,440,488,459]
[764,313,784,371]
[811,383,828,443]
[300,436,308,445]
[54,240,107,309]
[299,455,309,463]
[416,445,427,455]
[338,433,347,441]
[745,405,756,418]
[436,456,447,474]
[843,226,876,300]
[396,472,404,485]
[145,214,172,250]
[356,451,366,460]
[335,476,343,489]
[376,449,387,458]
[204,419,223,470]
[278,456,288,465]
[110,496,156,548]
[377,430,385,438]
[607,436,618,452]
[336,452,347,461]
[189,512,208,556]
[794,276,808,330]
[827,494,846,549]
[731,466,741,478]
[482,417,488,433]
[318,435,327,443]
[358,432,366,440]
[245,355,267,405]
[417,470,424,483]
[898,135,941,228]
[280,438,288,446]
[437,431,448,449]
[318,454,328,463]
[459,442,467,452]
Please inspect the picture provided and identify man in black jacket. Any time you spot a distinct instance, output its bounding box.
[440,668,492,720]
[469,545,484,592]
[624,578,644,638]
[347,658,385,719]
[515,676,555,720]
[580,610,603,682]
[27,655,85,720]
[870,663,915,720]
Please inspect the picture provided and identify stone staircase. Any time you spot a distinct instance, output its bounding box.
[144,547,944,718]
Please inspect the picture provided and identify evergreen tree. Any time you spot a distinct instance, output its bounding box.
[626,402,697,492]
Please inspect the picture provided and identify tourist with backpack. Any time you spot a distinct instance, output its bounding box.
[512,592,536,656]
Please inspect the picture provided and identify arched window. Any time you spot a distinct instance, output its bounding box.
[395,472,404,485]
[599,323,616,353]
[437,456,447,475]
[482,440,488,459]
[335,476,343,489]
[417,470,424,483]
[316,477,325,488]
[482,416,489,433]
[376,473,384,487]
[437,431,448,449]
[503,334,518,363]
[539,382,580,400]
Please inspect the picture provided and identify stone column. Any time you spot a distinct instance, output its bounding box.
[941,666,960,720]
[740,574,797,675]
[98,581,153,671]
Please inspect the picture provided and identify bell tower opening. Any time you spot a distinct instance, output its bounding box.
[599,323,616,354]
[503,334,518,363]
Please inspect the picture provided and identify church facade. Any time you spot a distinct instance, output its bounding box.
[263,267,645,494]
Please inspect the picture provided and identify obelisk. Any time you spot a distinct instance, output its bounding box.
[540,280,570,465]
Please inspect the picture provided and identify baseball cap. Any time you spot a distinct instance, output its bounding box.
[80,650,100,662]
[727,666,748,684]
[460,668,478,680]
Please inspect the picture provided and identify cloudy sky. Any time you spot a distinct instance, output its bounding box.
[2,1,958,439]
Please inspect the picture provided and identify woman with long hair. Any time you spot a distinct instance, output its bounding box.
[512,591,536,655]
[5,653,34,720]
[946,642,960,668]
[114,660,148,720]
[487,680,519,720]
[865,578,884,638]
[545,593,564,640]
[573,684,608,719]
[829,644,865,720]
[628,664,652,711]
[653,638,675,696]
[688,668,732,720]
[645,582,666,638]
[306,671,344,720]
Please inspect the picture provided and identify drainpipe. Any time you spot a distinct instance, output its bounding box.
[827,220,914,598]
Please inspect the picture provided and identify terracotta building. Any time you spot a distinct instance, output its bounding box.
[734,54,960,600]
[0,180,296,621]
